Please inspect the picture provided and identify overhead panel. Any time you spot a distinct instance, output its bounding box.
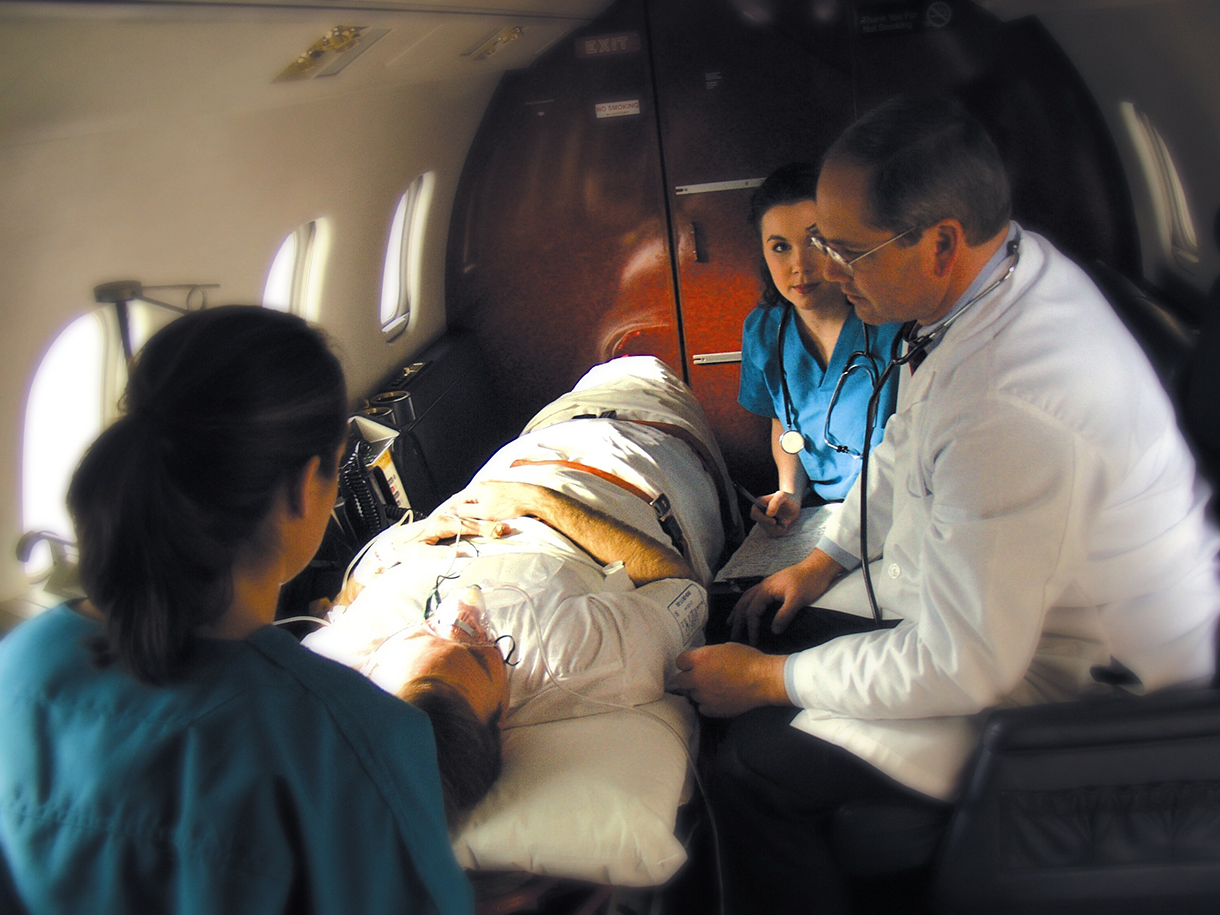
[0,2,601,140]
[274,25,390,81]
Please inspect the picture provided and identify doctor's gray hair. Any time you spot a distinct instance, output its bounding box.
[67,305,347,685]
[824,93,1011,246]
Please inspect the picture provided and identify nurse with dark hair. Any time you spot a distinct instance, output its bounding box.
[0,305,472,915]
[739,163,901,530]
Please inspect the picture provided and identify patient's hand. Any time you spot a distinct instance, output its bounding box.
[445,480,693,585]
[333,577,365,607]
[674,643,791,717]
[446,480,546,523]
[418,508,513,544]
[310,578,364,617]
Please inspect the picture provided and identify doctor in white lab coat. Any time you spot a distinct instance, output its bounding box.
[675,94,1220,915]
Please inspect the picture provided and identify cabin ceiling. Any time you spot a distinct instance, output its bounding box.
[0,1,613,142]
[0,0,1196,143]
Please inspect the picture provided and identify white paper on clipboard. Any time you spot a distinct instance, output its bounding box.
[714,504,838,582]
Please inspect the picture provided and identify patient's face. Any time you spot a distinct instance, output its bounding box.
[394,626,509,726]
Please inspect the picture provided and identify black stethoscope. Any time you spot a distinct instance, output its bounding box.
[854,231,1022,626]
[777,307,882,458]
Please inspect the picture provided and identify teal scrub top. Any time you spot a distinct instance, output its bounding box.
[0,605,473,915]
[739,305,901,501]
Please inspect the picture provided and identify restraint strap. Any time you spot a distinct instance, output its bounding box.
[564,410,742,550]
[508,457,688,558]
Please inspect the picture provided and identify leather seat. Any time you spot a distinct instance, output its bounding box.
[934,689,1220,913]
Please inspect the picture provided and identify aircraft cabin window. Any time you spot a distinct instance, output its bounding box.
[380,172,435,340]
[21,310,121,574]
[1120,102,1200,271]
[263,220,322,318]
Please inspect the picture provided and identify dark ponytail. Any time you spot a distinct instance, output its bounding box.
[67,306,346,684]
[748,162,820,310]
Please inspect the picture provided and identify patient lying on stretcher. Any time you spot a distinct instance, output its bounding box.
[303,356,737,822]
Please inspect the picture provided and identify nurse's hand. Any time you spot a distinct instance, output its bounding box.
[674,643,791,717]
[730,549,845,644]
[750,490,800,536]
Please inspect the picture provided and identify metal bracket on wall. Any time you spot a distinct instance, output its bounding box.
[674,178,764,196]
[93,280,219,362]
[692,351,743,365]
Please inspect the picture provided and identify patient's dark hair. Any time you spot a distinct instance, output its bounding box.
[67,305,347,684]
[399,678,503,825]
[747,162,820,309]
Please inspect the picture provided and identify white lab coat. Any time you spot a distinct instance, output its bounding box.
[787,227,1220,800]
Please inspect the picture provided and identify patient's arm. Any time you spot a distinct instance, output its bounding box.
[444,480,694,585]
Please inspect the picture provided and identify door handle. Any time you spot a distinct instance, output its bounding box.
[687,221,708,264]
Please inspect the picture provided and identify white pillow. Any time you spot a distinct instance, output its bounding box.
[451,694,696,887]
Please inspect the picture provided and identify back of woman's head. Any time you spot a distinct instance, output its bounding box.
[748,163,819,307]
[68,305,347,684]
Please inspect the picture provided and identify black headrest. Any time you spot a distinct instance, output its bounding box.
[1087,261,1196,396]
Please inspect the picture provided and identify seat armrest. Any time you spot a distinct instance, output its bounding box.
[976,687,1220,754]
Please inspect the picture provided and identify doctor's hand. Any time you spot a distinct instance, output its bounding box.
[751,490,800,537]
[730,549,846,645]
[674,643,791,718]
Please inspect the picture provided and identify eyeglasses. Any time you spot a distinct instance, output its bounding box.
[807,226,917,278]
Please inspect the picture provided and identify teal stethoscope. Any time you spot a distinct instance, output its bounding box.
[843,232,1022,626]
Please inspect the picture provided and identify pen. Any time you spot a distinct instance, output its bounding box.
[734,482,786,528]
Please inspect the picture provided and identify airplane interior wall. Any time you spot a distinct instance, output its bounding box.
[0,4,521,615]
[3,0,1219,623]
[1022,0,1220,305]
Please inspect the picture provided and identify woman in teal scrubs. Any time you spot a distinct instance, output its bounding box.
[0,307,472,915]
[738,163,901,529]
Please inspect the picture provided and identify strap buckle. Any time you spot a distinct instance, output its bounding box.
[650,493,687,557]
[572,409,618,420]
